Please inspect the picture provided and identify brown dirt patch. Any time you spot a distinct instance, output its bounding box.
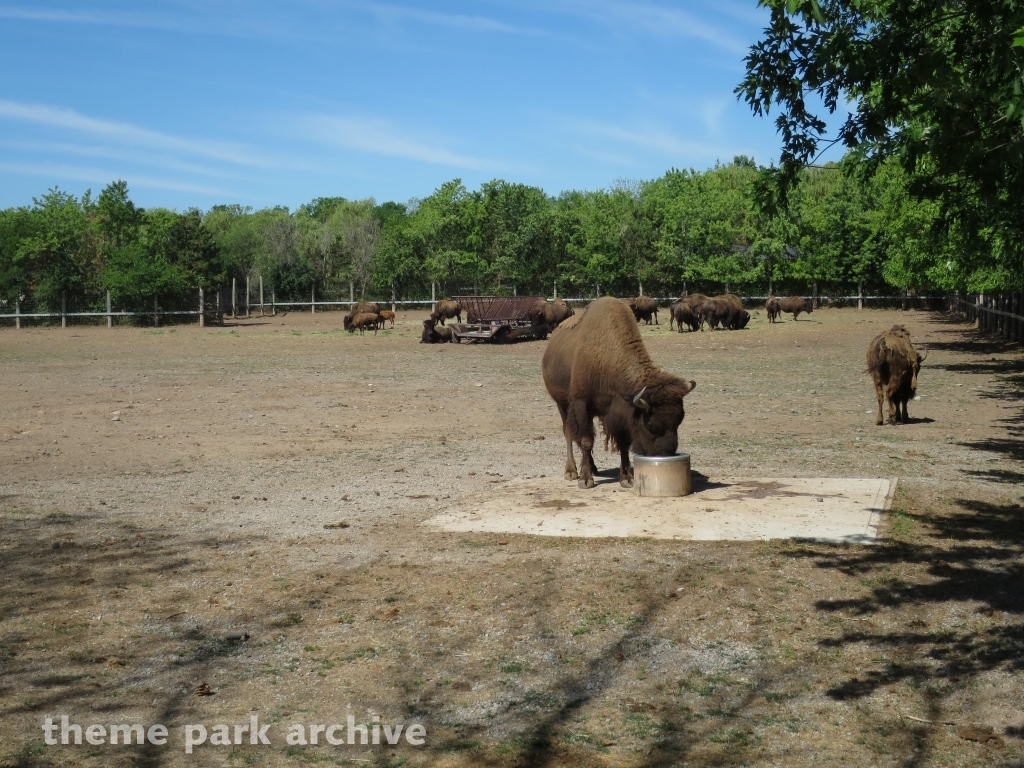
[0,306,1022,767]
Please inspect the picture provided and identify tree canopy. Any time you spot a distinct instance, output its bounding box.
[738,0,1024,291]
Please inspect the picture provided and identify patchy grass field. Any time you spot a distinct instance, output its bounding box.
[0,305,1021,767]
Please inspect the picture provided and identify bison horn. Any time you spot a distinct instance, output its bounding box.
[917,345,928,362]
[632,386,650,410]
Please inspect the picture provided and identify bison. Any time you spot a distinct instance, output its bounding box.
[778,296,813,320]
[866,328,927,425]
[765,297,781,323]
[430,299,462,325]
[376,310,396,329]
[343,301,380,330]
[346,312,379,336]
[542,296,697,489]
[669,294,706,332]
[420,319,454,344]
[627,296,659,325]
[529,298,575,335]
[700,294,748,330]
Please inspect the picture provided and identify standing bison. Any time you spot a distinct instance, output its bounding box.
[778,296,813,320]
[542,296,697,489]
[627,296,659,325]
[343,302,380,330]
[866,327,927,425]
[765,297,781,323]
[430,300,462,325]
[700,294,749,330]
[669,294,706,332]
[346,312,379,336]
[529,298,575,335]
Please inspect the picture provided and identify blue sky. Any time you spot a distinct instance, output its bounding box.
[0,1,830,211]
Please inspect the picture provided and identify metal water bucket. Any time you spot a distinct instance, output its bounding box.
[634,453,692,497]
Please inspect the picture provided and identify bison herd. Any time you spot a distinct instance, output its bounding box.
[344,291,926,485]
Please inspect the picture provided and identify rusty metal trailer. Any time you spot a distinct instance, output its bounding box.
[449,295,548,343]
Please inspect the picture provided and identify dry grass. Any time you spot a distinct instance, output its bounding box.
[0,306,1021,767]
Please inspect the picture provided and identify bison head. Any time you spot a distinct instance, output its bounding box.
[911,346,928,391]
[624,375,697,457]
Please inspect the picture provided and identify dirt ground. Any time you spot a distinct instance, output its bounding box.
[1,305,1021,768]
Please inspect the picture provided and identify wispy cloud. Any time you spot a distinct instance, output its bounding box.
[546,0,749,54]
[344,0,549,36]
[0,5,190,31]
[302,115,490,170]
[0,99,269,167]
[575,118,726,159]
[0,139,237,178]
[0,162,238,197]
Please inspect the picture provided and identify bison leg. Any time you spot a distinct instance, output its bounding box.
[875,384,885,426]
[653,309,659,325]
[556,402,578,480]
[567,401,596,489]
[886,386,899,425]
[900,399,910,422]
[618,444,633,488]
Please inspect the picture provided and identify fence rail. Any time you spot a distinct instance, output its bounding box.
[949,292,1023,343]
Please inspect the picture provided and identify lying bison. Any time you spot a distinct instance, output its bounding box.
[778,296,813,320]
[430,299,462,325]
[343,301,380,330]
[346,312,379,336]
[866,327,927,425]
[628,296,659,325]
[529,298,575,335]
[420,319,455,343]
[765,297,781,323]
[542,296,696,489]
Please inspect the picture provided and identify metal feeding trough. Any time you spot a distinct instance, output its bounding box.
[634,453,692,497]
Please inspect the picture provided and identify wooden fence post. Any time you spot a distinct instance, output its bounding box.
[106,290,112,327]
[15,296,20,329]
[199,287,205,327]
[553,281,557,300]
[61,291,66,328]
[311,285,315,314]
[231,277,237,318]
[259,275,265,317]
[272,290,276,317]
[245,275,251,318]
[858,281,863,310]
[391,283,396,313]
[431,282,436,303]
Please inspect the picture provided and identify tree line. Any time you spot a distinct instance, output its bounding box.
[0,154,979,313]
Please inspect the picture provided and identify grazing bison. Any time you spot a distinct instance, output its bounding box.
[866,328,927,425]
[669,301,701,332]
[343,302,380,330]
[430,299,462,325]
[542,296,697,489]
[628,296,659,325]
[376,310,396,329]
[669,294,707,332]
[765,297,781,323]
[778,296,813,320]
[700,294,748,330]
[346,312,379,336]
[420,319,454,344]
[529,298,575,335]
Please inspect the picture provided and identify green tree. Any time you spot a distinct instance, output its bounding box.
[737,0,1024,290]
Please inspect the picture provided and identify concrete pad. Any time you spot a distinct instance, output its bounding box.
[425,475,895,544]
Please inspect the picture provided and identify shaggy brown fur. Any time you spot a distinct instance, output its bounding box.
[700,295,748,330]
[343,302,380,330]
[778,296,813,320]
[866,329,927,425]
[420,319,454,343]
[669,301,700,332]
[627,295,659,325]
[429,299,462,325]
[542,297,696,489]
[765,297,781,323]
[375,310,396,329]
[346,312,379,336]
[529,298,575,336]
